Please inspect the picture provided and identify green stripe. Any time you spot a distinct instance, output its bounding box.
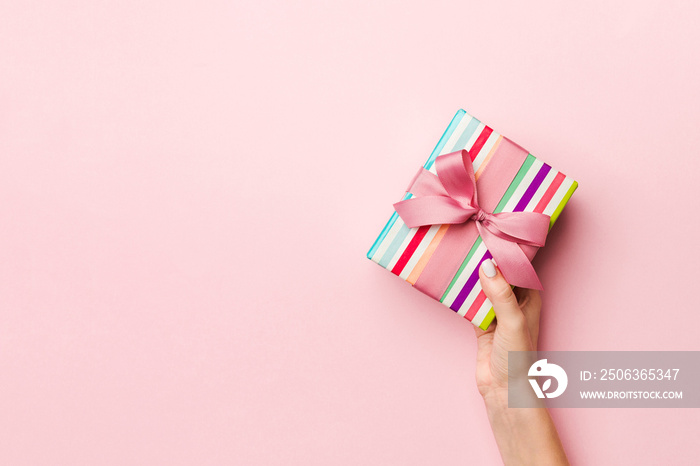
[439,154,536,302]
[439,238,483,302]
[493,154,536,213]
[478,309,495,330]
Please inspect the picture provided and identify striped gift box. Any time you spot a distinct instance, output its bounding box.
[367,109,578,330]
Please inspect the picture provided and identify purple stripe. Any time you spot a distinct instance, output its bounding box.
[513,164,551,212]
[450,251,493,311]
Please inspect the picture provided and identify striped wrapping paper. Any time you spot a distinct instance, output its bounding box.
[367,110,578,330]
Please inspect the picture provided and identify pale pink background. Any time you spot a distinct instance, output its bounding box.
[1,1,699,464]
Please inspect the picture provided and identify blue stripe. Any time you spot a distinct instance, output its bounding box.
[367,110,467,260]
[378,223,410,267]
[450,117,481,153]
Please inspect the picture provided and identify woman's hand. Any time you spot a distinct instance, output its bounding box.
[474,258,542,403]
[474,259,569,466]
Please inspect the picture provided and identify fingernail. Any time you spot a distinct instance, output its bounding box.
[481,259,497,278]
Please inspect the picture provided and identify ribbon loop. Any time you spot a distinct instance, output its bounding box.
[393,150,550,290]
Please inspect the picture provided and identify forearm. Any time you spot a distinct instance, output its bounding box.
[483,390,569,466]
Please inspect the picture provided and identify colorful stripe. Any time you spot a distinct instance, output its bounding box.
[549,180,578,225]
[514,164,551,212]
[465,289,488,321]
[406,224,449,284]
[468,126,493,161]
[391,225,430,276]
[448,118,481,161]
[451,250,493,312]
[474,135,503,179]
[534,172,565,214]
[442,239,487,314]
[399,224,442,281]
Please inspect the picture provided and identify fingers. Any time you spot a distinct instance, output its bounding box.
[479,259,524,328]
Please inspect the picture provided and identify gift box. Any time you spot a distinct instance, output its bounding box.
[367,109,578,330]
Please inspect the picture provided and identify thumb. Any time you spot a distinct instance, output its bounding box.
[479,259,525,328]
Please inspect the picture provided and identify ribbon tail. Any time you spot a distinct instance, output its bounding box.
[477,224,543,290]
[484,211,550,246]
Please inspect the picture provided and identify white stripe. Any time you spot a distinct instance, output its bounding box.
[525,169,558,212]
[441,241,488,308]
[502,159,545,212]
[439,115,473,156]
[460,123,485,152]
[430,119,484,174]
[398,225,441,280]
[471,298,494,327]
[455,274,486,317]
[371,217,405,263]
[472,132,501,172]
[386,226,419,270]
[460,124,483,152]
[543,177,575,216]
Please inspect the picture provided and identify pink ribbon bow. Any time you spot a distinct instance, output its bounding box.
[393,150,550,290]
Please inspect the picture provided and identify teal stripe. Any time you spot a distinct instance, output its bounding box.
[423,110,471,170]
[378,223,409,267]
[366,211,399,260]
[367,110,466,260]
[450,117,481,153]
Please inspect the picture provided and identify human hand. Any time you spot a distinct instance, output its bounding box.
[474,258,542,403]
[473,258,569,465]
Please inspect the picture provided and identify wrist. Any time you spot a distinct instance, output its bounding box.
[481,387,509,411]
[480,390,569,466]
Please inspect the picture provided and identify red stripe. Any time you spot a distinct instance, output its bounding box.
[464,291,487,321]
[534,172,565,213]
[469,126,493,161]
[391,226,430,276]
